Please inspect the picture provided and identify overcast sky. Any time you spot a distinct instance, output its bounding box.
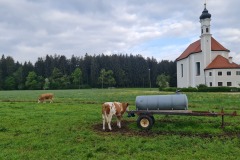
[0,0,240,64]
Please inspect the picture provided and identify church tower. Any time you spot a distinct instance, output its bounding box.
[200,3,212,67]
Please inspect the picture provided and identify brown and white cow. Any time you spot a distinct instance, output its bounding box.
[38,93,54,103]
[102,102,129,131]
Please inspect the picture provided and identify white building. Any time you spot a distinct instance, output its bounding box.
[176,3,240,88]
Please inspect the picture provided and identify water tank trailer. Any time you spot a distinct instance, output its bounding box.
[127,94,238,130]
[136,94,188,111]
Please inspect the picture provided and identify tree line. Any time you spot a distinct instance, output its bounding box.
[0,54,176,90]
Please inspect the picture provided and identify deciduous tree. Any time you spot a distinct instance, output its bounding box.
[156,74,170,90]
[98,69,116,88]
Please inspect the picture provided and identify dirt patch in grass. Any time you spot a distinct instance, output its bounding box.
[92,120,240,138]
[93,120,133,134]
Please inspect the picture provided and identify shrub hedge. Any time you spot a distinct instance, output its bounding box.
[161,87,240,92]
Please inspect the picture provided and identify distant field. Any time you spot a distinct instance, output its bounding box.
[0,89,240,159]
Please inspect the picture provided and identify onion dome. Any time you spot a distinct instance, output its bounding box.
[200,3,211,20]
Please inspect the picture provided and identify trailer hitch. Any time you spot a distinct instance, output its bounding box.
[127,112,135,117]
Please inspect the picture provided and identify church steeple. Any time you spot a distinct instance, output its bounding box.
[200,3,211,35]
[200,3,212,68]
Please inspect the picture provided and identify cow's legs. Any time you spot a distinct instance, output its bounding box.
[107,115,113,130]
[102,114,106,130]
[117,117,121,128]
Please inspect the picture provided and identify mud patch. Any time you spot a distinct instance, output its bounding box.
[92,120,240,138]
[93,120,133,134]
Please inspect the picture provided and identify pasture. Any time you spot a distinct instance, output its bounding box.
[0,89,240,159]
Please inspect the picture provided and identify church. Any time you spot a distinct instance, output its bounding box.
[176,3,240,88]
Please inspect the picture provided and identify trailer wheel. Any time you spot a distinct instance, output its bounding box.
[137,115,153,130]
[150,116,155,124]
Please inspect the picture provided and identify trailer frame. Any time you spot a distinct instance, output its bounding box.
[127,108,238,130]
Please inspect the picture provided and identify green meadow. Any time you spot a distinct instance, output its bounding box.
[0,89,240,160]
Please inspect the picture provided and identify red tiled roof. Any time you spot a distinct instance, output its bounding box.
[176,39,201,61]
[211,37,230,52]
[205,55,240,70]
[176,37,230,61]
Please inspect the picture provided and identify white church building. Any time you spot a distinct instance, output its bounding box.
[176,3,240,88]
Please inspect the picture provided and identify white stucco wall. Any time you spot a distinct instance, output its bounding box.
[205,69,240,87]
[177,58,189,88]
[177,52,206,88]
[191,53,205,87]
[211,51,229,61]
[176,46,239,88]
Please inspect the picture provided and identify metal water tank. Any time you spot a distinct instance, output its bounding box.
[136,94,188,110]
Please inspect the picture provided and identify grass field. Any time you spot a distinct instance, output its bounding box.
[0,89,240,160]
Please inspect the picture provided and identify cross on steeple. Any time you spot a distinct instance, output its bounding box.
[204,0,207,8]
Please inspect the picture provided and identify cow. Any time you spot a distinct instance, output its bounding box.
[102,102,129,131]
[38,93,54,103]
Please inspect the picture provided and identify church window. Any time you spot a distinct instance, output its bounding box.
[209,82,212,86]
[218,71,222,76]
[209,72,212,76]
[206,28,209,33]
[201,29,203,34]
[236,71,240,75]
[227,71,231,76]
[181,64,183,77]
[196,62,200,76]
[227,82,232,86]
[218,82,223,86]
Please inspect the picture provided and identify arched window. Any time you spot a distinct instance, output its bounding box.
[196,62,200,76]
[181,64,183,77]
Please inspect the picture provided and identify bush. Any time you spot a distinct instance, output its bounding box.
[198,87,240,92]
[161,87,198,92]
[162,87,177,92]
[162,86,240,92]
[180,87,198,92]
[197,84,207,89]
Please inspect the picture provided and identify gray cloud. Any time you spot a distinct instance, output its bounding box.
[0,0,240,63]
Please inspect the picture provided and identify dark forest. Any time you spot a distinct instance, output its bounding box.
[0,54,176,90]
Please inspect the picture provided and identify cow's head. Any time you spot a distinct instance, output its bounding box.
[122,102,129,111]
[38,98,41,103]
[38,97,43,103]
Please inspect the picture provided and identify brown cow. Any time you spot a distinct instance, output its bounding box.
[38,93,54,103]
[102,102,129,131]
